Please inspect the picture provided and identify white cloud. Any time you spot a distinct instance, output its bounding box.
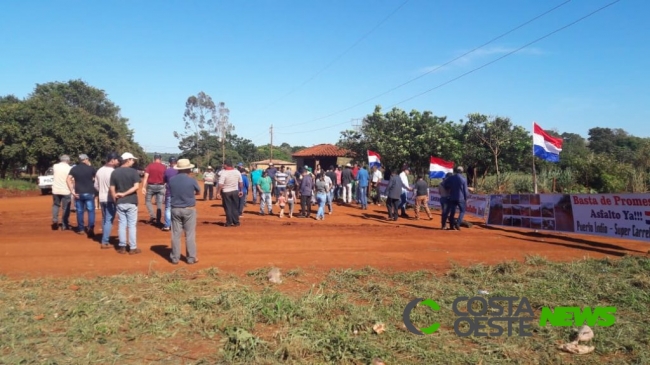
[419,46,544,74]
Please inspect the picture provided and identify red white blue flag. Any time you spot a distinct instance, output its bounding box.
[429,156,454,179]
[533,122,563,163]
[367,150,381,168]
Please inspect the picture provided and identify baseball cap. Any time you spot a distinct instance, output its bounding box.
[121,152,138,160]
[154,153,162,159]
[168,156,177,163]
[79,154,89,161]
[106,152,119,161]
[237,162,244,167]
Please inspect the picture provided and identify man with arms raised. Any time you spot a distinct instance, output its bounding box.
[94,152,120,248]
[168,158,200,265]
[110,153,141,254]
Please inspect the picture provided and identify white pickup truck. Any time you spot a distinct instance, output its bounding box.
[38,167,54,195]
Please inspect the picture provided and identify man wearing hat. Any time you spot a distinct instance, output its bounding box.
[142,153,166,226]
[110,152,141,254]
[202,166,216,201]
[168,158,201,264]
[162,156,179,232]
[66,153,97,237]
[94,152,120,248]
[216,159,244,227]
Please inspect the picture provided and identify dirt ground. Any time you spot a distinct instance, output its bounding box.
[1,187,648,279]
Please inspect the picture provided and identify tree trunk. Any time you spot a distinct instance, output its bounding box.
[494,154,500,192]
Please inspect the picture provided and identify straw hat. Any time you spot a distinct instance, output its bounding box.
[174,159,195,170]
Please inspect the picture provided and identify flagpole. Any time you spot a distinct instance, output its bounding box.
[532,121,538,194]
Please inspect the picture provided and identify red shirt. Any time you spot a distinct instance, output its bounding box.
[352,167,359,178]
[145,162,166,184]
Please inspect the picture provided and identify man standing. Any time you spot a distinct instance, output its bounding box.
[439,172,453,230]
[168,158,200,265]
[257,170,273,215]
[67,154,97,237]
[340,163,353,204]
[370,165,383,206]
[266,162,278,200]
[356,164,370,210]
[298,169,314,218]
[94,152,120,248]
[202,166,216,201]
[325,166,337,214]
[239,168,250,216]
[413,174,432,220]
[398,165,411,218]
[216,160,244,227]
[250,164,263,204]
[110,152,141,254]
[51,154,72,231]
[142,153,166,226]
[275,165,289,197]
[442,167,469,230]
[162,156,179,232]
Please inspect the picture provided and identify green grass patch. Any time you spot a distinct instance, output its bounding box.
[1,256,649,364]
[0,178,38,191]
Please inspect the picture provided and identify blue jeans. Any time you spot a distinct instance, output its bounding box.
[145,184,165,224]
[260,192,272,214]
[100,202,116,244]
[440,196,450,227]
[164,196,172,229]
[252,185,258,204]
[358,186,368,208]
[326,190,333,213]
[316,192,327,218]
[116,203,138,249]
[75,193,96,231]
[445,200,466,227]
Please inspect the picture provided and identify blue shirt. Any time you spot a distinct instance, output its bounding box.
[356,168,369,187]
[164,168,179,198]
[168,173,200,208]
[442,174,469,202]
[240,175,249,194]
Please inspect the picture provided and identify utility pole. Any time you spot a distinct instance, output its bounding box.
[270,124,273,162]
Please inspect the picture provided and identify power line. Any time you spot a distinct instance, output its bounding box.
[275,0,621,136]
[274,0,572,129]
[255,0,411,113]
[389,0,621,107]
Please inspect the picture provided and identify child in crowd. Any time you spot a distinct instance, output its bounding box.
[286,185,297,218]
[277,190,287,218]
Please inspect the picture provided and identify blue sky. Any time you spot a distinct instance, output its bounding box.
[1,0,648,154]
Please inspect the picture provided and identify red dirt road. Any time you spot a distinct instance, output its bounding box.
[1,191,648,279]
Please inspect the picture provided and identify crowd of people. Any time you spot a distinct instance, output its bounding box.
[50,152,470,264]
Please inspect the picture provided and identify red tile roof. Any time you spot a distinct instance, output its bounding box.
[291,144,352,157]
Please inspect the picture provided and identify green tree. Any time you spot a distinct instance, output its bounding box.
[174,92,217,169]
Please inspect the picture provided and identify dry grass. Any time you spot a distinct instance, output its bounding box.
[1,256,649,364]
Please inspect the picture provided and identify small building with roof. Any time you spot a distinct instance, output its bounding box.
[250,158,297,173]
[291,144,353,171]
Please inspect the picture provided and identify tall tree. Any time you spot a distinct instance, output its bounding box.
[174,92,217,169]
[215,102,233,164]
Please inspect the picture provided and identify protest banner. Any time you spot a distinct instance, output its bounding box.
[486,193,650,242]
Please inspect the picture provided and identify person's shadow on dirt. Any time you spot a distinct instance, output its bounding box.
[150,244,179,263]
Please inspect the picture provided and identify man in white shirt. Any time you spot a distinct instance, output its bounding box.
[398,165,411,218]
[94,152,120,248]
[216,160,244,227]
[371,165,383,205]
[51,154,72,230]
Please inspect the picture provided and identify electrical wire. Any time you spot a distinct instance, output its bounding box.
[275,0,621,135]
[254,0,411,113]
[273,0,572,129]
